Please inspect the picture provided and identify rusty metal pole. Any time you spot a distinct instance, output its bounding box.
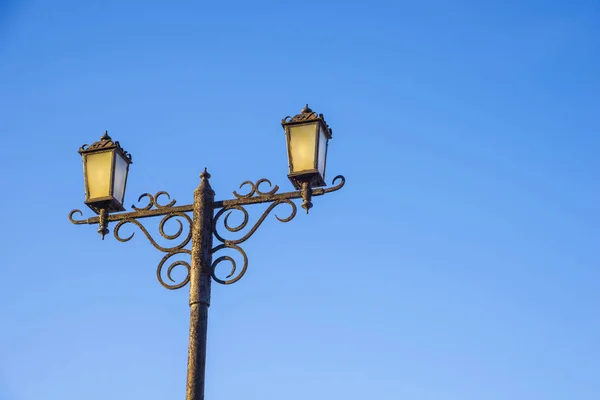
[186,169,215,400]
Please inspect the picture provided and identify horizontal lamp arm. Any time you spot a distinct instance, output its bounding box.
[213,175,345,209]
[68,175,345,224]
[69,203,194,225]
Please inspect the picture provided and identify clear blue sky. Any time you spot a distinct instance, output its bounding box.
[1,1,599,399]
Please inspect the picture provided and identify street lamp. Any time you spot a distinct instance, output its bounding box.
[282,104,332,213]
[68,105,345,400]
[78,131,133,238]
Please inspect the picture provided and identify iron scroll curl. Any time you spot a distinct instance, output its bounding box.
[316,175,345,195]
[233,178,279,199]
[68,209,87,224]
[210,178,299,285]
[156,249,192,290]
[210,243,248,285]
[132,191,177,211]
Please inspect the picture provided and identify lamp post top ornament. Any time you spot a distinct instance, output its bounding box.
[200,168,211,180]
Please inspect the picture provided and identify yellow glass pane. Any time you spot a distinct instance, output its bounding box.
[288,123,317,173]
[85,151,113,200]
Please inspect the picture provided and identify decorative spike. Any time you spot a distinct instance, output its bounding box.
[301,104,313,114]
[301,181,313,214]
[98,227,109,240]
[302,200,313,214]
[100,130,112,141]
[200,167,211,180]
[98,209,109,239]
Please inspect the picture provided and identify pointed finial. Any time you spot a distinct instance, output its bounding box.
[300,181,312,214]
[100,130,112,141]
[301,104,313,114]
[302,200,313,214]
[98,227,109,240]
[97,209,109,239]
[200,167,211,180]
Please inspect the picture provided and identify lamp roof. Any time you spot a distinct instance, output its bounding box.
[79,131,132,163]
[281,104,333,138]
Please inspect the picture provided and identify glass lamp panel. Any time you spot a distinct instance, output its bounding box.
[85,151,114,200]
[317,126,328,178]
[288,123,317,173]
[112,153,129,205]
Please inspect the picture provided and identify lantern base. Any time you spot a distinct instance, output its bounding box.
[288,170,326,190]
[85,197,126,215]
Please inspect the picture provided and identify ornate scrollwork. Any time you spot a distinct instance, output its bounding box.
[157,249,191,290]
[319,175,345,194]
[69,174,346,289]
[210,244,248,285]
[132,191,177,211]
[213,199,297,245]
[68,209,87,224]
[112,211,192,290]
[282,104,322,124]
[233,178,279,199]
[114,212,192,252]
[211,196,297,285]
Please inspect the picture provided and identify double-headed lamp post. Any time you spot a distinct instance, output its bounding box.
[68,105,345,400]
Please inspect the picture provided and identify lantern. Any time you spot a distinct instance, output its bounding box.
[78,131,132,214]
[281,105,332,189]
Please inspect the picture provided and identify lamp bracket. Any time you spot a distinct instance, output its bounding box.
[68,175,345,288]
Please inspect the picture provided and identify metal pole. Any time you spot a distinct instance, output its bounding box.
[186,169,215,400]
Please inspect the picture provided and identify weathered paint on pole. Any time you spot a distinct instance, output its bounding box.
[186,169,214,400]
